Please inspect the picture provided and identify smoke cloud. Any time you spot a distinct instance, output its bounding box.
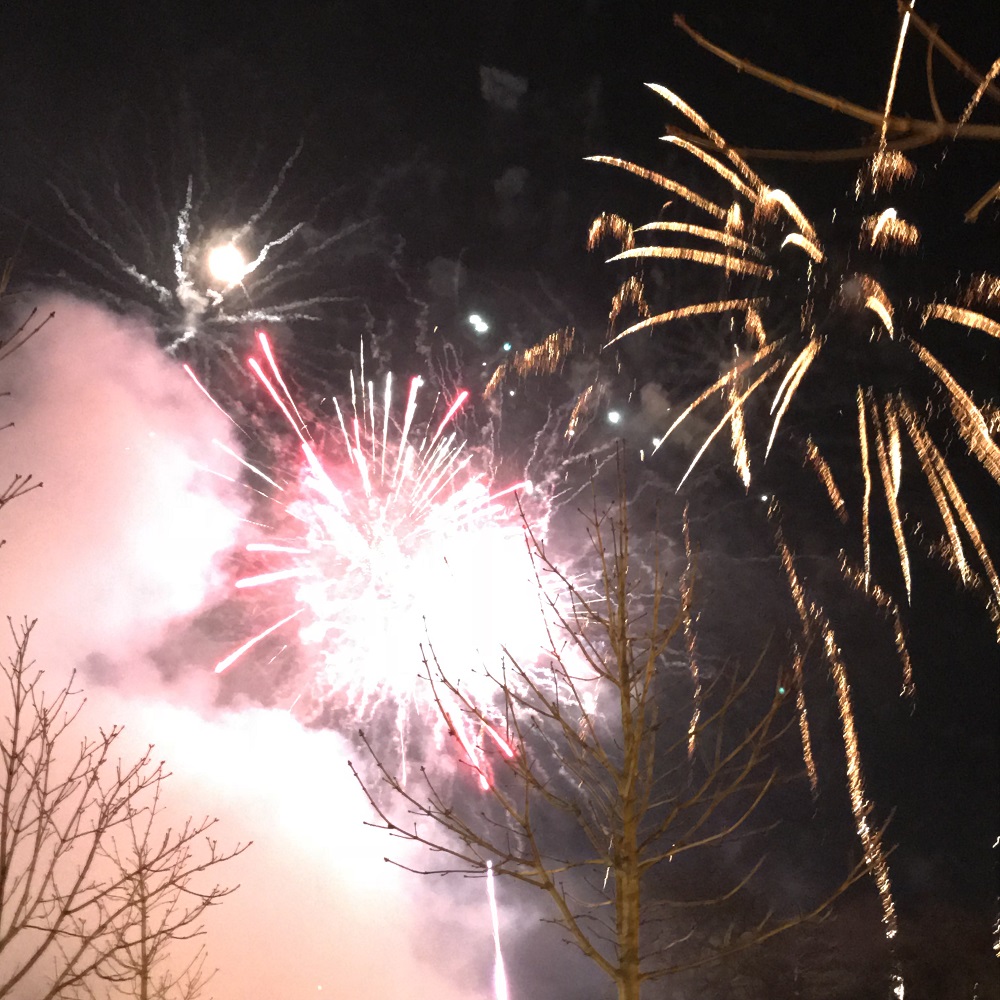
[0,296,496,999]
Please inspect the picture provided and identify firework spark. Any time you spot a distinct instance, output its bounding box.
[203,333,553,785]
[23,140,368,356]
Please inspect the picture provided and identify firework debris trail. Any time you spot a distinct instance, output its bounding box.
[186,331,577,788]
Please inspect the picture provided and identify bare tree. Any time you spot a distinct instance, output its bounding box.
[0,618,247,1000]
[80,778,248,1000]
[353,478,869,1000]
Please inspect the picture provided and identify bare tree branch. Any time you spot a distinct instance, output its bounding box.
[0,619,247,1000]
[351,467,870,1000]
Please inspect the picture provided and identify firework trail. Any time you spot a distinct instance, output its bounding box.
[486,861,510,1000]
[197,332,557,786]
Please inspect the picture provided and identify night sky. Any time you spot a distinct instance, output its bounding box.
[2,2,998,998]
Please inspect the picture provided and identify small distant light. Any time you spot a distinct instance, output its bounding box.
[468,313,490,334]
[760,494,770,502]
[207,243,246,285]
[607,410,621,424]
[651,437,661,448]
[508,389,516,397]
[502,341,512,352]
[778,685,787,696]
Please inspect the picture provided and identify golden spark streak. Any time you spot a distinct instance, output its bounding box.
[903,403,1000,601]
[858,389,874,592]
[484,365,507,398]
[805,438,848,523]
[878,1,915,155]
[661,135,761,202]
[674,359,783,489]
[901,405,971,584]
[605,298,765,348]
[565,384,597,440]
[865,296,895,337]
[773,525,818,792]
[744,307,768,349]
[485,328,577,399]
[908,340,1000,486]
[649,343,781,451]
[725,200,744,235]
[858,150,917,196]
[871,400,912,599]
[609,277,649,329]
[886,404,902,500]
[682,513,702,758]
[780,232,826,263]
[839,555,915,697]
[760,188,820,244]
[587,212,635,252]
[645,83,765,189]
[862,210,920,251]
[608,245,773,279]
[513,327,576,378]
[923,303,1000,340]
[792,648,818,795]
[585,156,727,219]
[729,379,752,488]
[955,55,1000,134]
[636,220,762,256]
[766,337,823,458]
[823,623,898,940]
[959,273,1000,308]
[855,276,895,337]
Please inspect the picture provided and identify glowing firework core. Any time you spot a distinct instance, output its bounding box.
[206,243,247,285]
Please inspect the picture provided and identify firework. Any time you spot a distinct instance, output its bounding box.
[202,332,554,785]
[19,136,369,358]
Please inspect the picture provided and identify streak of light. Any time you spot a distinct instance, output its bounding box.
[486,862,510,1000]
[215,610,304,674]
[608,245,773,279]
[681,513,701,758]
[877,1,915,156]
[805,438,847,523]
[766,337,822,458]
[871,399,912,599]
[857,390,874,591]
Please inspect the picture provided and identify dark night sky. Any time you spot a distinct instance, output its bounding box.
[2,2,999,997]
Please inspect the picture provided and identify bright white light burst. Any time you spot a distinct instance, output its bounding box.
[207,243,247,286]
[201,333,557,785]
